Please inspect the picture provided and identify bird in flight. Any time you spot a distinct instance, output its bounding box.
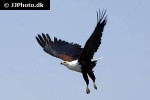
[36,10,107,94]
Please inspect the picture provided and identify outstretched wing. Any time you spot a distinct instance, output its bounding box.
[36,34,83,61]
[78,10,107,63]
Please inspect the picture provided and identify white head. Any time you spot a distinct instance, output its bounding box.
[60,61,70,67]
[60,60,82,72]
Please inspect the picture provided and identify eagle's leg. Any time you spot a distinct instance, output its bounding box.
[82,72,90,94]
[88,71,97,90]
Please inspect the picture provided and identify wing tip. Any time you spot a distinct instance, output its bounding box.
[96,9,107,24]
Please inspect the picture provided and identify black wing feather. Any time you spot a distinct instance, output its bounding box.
[78,10,107,63]
[36,33,83,61]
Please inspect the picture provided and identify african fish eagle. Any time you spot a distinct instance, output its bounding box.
[36,10,107,94]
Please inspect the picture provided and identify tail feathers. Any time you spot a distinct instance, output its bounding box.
[92,57,103,61]
[90,57,102,70]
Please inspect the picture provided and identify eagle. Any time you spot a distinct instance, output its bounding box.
[35,10,107,94]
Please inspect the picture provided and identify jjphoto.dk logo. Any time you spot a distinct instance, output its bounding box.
[0,0,50,10]
[8,2,44,8]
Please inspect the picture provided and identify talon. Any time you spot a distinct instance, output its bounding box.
[94,83,97,90]
[86,88,90,94]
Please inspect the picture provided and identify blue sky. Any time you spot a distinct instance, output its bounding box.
[0,0,150,100]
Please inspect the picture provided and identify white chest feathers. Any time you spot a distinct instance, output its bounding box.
[64,60,82,72]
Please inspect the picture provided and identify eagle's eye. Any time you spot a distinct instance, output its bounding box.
[64,61,66,63]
